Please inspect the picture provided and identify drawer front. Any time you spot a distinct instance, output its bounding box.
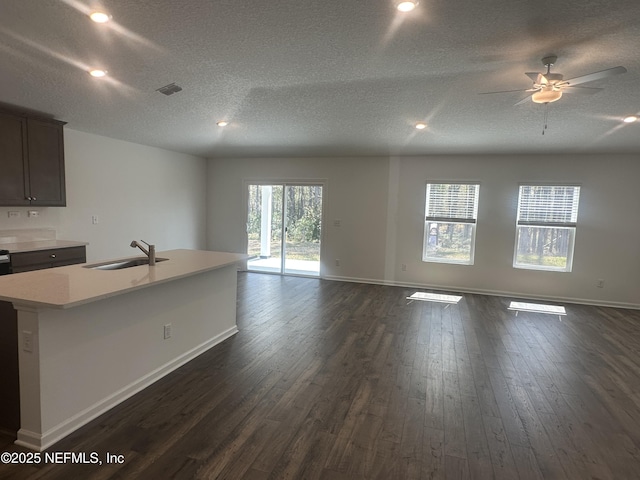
[11,246,86,269]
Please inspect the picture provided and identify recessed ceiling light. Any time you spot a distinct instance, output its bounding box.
[623,115,638,123]
[89,11,111,23]
[88,69,107,78]
[396,1,418,12]
[415,122,427,130]
[217,121,229,127]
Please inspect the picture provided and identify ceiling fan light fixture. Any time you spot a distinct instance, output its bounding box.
[623,115,638,123]
[415,122,427,130]
[396,1,418,12]
[531,88,562,104]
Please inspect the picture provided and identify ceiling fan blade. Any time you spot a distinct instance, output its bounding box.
[564,66,627,86]
[514,94,533,106]
[525,72,541,82]
[561,85,603,94]
[479,88,532,95]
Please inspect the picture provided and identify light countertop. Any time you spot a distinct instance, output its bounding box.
[0,249,247,309]
[2,240,88,254]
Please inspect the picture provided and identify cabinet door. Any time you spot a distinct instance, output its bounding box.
[27,118,66,206]
[0,300,20,431]
[0,112,29,205]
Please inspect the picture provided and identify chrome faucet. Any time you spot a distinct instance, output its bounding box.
[130,240,156,265]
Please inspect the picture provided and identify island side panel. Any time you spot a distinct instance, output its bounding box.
[16,264,238,451]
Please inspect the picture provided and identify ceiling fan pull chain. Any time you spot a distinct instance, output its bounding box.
[542,103,549,135]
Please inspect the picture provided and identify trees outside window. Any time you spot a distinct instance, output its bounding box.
[423,183,479,265]
[514,185,581,272]
[247,184,322,261]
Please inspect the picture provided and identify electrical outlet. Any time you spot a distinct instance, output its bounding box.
[22,331,33,352]
[28,210,39,218]
[91,215,99,224]
[335,259,340,267]
[401,264,407,271]
[596,279,605,288]
[163,324,172,339]
[8,211,20,218]
[333,219,341,227]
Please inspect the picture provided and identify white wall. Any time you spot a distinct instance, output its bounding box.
[392,154,640,307]
[207,156,390,280]
[0,129,207,262]
[207,154,640,308]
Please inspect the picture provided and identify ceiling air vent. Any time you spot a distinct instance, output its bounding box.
[156,83,182,96]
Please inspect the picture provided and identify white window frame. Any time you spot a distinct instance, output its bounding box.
[513,184,581,272]
[422,182,480,265]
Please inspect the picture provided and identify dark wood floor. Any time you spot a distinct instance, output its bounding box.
[2,273,640,479]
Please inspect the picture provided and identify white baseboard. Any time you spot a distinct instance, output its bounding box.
[15,326,239,452]
[322,274,640,310]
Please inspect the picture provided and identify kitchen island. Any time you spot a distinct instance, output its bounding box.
[0,249,247,451]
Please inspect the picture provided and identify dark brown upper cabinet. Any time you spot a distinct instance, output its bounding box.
[0,109,66,206]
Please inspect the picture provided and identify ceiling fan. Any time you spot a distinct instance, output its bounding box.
[482,55,627,105]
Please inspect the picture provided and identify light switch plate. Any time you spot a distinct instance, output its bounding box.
[22,331,34,352]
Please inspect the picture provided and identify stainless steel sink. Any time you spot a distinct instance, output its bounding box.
[85,257,169,270]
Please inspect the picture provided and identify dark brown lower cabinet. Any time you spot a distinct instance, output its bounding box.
[0,245,86,435]
[10,246,86,273]
[0,301,19,434]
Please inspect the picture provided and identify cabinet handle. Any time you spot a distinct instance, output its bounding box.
[26,196,32,201]
[50,254,56,259]
[32,197,37,201]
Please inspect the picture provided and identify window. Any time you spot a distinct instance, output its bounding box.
[514,185,580,272]
[423,183,479,265]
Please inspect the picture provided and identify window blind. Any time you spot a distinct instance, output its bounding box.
[426,183,479,222]
[517,185,580,226]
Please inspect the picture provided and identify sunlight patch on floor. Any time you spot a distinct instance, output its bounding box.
[508,301,566,316]
[407,292,463,304]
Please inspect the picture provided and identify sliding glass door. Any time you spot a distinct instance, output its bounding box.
[247,184,283,273]
[247,183,322,276]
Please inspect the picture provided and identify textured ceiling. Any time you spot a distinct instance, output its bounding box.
[1,0,639,158]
